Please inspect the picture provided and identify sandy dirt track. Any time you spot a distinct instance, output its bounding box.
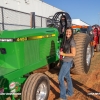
[45,52,100,100]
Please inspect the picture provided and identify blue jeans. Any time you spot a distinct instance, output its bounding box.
[58,61,73,99]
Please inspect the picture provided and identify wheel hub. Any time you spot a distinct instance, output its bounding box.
[86,44,91,66]
[36,82,47,100]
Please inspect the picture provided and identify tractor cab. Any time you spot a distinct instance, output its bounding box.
[47,12,72,39]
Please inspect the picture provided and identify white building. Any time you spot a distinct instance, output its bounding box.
[0,0,89,30]
[0,0,63,17]
[72,19,90,26]
[0,0,64,30]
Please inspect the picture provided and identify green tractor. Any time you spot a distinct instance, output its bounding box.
[0,12,92,100]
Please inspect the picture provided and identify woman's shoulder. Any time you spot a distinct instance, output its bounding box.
[71,38,75,43]
[70,38,76,47]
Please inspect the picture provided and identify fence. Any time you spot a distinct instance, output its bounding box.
[0,6,47,30]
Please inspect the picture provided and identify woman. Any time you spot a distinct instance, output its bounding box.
[56,27,76,100]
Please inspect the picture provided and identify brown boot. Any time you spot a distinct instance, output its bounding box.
[55,98,63,100]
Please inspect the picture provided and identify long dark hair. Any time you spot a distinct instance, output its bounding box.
[61,27,74,53]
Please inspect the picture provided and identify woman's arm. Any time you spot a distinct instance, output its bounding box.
[60,47,76,57]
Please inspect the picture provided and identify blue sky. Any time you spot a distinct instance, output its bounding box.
[43,0,100,25]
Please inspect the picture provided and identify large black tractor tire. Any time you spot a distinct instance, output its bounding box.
[96,36,100,52]
[96,44,100,52]
[22,73,50,100]
[71,33,92,75]
[99,35,100,44]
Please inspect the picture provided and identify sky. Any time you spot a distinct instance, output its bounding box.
[43,0,100,26]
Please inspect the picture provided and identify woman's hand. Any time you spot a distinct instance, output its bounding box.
[60,47,76,57]
[59,51,64,56]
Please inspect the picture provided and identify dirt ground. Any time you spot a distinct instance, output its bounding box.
[45,52,100,100]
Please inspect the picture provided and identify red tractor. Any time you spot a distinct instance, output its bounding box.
[92,25,100,52]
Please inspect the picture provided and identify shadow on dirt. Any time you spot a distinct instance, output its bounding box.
[72,78,99,100]
[47,76,59,100]
[49,67,60,75]
[47,68,99,100]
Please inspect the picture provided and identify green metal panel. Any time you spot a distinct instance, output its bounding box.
[0,28,60,100]
[0,27,59,80]
[0,28,57,38]
[24,40,40,66]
